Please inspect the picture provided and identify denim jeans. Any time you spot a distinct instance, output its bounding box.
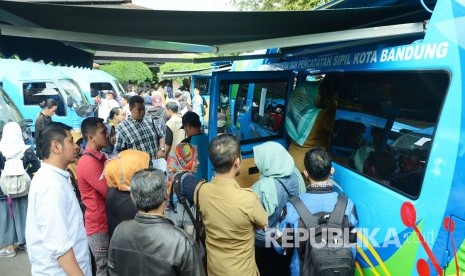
[87,232,109,276]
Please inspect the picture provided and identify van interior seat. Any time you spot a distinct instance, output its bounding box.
[389,169,424,196]
[333,119,367,149]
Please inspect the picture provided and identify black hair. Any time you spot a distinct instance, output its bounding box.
[108,107,122,121]
[39,122,72,159]
[121,94,130,101]
[81,117,104,140]
[165,101,179,113]
[209,134,240,174]
[39,99,58,109]
[128,95,144,109]
[182,111,201,128]
[304,147,332,181]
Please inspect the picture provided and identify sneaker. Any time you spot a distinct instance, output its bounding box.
[17,243,27,252]
[0,248,16,258]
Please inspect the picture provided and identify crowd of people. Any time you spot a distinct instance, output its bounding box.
[0,77,361,276]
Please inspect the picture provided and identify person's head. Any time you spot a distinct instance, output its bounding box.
[105,91,114,100]
[70,129,83,159]
[104,149,150,191]
[303,147,334,183]
[182,78,190,90]
[209,134,241,176]
[81,117,109,151]
[165,101,179,118]
[106,124,116,145]
[128,95,146,121]
[151,92,163,107]
[194,87,200,95]
[167,143,199,174]
[109,107,125,124]
[39,99,58,117]
[363,150,396,180]
[0,122,30,159]
[131,169,167,212]
[181,111,202,136]
[175,90,182,99]
[121,94,130,106]
[39,122,75,168]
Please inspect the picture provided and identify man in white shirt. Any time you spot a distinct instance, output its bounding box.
[26,122,91,276]
[98,91,120,121]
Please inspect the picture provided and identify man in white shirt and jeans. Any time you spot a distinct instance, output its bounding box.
[26,122,91,276]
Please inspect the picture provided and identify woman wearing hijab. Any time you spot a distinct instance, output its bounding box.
[165,143,201,237]
[285,78,336,172]
[0,122,40,257]
[104,149,150,238]
[251,141,306,276]
[35,99,57,159]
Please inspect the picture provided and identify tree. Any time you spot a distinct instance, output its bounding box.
[100,61,153,83]
[230,0,330,11]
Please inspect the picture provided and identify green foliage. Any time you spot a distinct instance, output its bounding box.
[100,61,153,83]
[230,0,330,11]
[160,62,210,75]
[159,53,215,81]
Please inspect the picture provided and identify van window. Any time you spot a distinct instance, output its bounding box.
[22,82,66,116]
[91,82,114,98]
[59,79,90,110]
[324,71,449,198]
[219,80,287,143]
[0,86,24,129]
[195,78,211,96]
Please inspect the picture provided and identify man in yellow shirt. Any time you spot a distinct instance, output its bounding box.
[195,134,268,276]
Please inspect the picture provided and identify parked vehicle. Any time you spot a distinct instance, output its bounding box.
[0,59,93,133]
[58,66,126,104]
[0,85,33,144]
[206,0,465,275]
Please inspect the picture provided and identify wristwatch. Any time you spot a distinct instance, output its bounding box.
[159,147,165,152]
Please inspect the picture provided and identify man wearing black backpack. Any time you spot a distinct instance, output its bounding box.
[273,147,358,276]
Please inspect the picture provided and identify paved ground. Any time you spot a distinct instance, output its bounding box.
[0,249,31,276]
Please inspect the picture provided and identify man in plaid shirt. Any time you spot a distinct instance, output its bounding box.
[115,95,165,168]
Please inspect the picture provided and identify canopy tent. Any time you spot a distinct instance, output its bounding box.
[0,0,435,67]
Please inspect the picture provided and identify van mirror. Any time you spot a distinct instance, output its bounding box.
[67,95,73,108]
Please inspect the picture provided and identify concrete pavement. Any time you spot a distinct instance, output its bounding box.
[0,249,31,276]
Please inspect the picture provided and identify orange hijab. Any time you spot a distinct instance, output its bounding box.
[104,149,150,191]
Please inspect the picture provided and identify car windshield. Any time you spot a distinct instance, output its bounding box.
[58,79,91,109]
[116,81,126,97]
[0,86,24,130]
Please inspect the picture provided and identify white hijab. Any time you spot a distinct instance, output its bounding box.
[0,122,30,159]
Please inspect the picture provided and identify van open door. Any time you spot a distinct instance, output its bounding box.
[207,71,295,186]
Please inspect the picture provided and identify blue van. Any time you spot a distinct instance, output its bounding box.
[0,59,93,133]
[58,66,126,104]
[206,0,465,274]
[0,85,32,143]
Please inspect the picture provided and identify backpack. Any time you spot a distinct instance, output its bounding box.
[169,171,207,243]
[289,194,354,276]
[0,154,31,198]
